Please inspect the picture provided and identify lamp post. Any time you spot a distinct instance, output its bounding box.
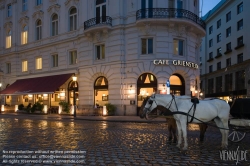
[72,75,77,118]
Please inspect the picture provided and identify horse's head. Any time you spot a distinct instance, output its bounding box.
[141,95,157,118]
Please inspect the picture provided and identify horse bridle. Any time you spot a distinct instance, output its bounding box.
[144,94,179,115]
[166,94,179,112]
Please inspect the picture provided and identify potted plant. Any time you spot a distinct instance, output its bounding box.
[18,104,24,110]
[25,103,32,113]
[105,103,116,116]
[31,102,44,113]
[59,101,70,113]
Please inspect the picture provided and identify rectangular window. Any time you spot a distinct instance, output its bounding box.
[237,36,243,46]
[217,62,221,70]
[36,0,42,5]
[142,38,153,54]
[217,19,221,29]
[237,19,243,31]
[7,4,12,17]
[226,27,231,37]
[217,33,221,43]
[22,60,28,72]
[217,48,221,55]
[173,39,184,56]
[21,30,28,45]
[52,54,58,67]
[208,78,214,94]
[226,11,231,22]
[209,39,213,47]
[226,58,231,67]
[237,53,243,63]
[235,70,245,90]
[209,52,213,59]
[22,0,27,11]
[226,42,231,50]
[237,2,243,14]
[69,50,77,64]
[6,63,11,74]
[6,32,11,48]
[209,65,213,72]
[36,57,42,69]
[216,76,222,93]
[209,26,213,34]
[96,45,105,60]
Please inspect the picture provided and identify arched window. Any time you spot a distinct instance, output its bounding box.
[6,30,11,48]
[96,0,106,24]
[69,7,77,31]
[21,25,28,45]
[94,76,108,106]
[51,14,58,36]
[36,19,42,40]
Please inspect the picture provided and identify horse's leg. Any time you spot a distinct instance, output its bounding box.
[199,124,208,142]
[171,119,178,143]
[175,120,182,149]
[214,118,227,148]
[179,119,188,150]
[167,118,173,142]
[221,118,229,148]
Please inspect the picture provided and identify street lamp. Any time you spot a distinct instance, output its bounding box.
[72,75,77,118]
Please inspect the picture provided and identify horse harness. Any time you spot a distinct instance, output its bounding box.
[168,95,200,123]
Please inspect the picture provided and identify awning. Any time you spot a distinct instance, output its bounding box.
[0,73,73,95]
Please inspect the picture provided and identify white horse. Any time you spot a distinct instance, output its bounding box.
[142,94,230,150]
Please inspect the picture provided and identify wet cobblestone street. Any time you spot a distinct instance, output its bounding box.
[0,115,249,165]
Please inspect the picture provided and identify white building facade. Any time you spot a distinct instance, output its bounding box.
[0,0,205,115]
[200,0,250,102]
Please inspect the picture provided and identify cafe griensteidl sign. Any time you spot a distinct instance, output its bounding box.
[153,60,199,69]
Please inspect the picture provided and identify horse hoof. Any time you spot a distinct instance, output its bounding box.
[176,145,181,149]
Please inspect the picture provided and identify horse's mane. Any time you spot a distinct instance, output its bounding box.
[154,94,191,99]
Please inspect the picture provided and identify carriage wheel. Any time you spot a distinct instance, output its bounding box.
[228,125,246,143]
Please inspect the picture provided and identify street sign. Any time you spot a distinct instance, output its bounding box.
[166,79,170,94]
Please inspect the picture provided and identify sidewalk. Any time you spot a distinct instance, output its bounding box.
[0,112,167,123]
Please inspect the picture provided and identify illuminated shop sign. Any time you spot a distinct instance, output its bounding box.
[153,60,198,69]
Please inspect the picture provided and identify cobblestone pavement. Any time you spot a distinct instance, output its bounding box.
[0,115,249,166]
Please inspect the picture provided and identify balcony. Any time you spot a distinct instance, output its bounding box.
[84,16,112,34]
[215,53,222,59]
[224,49,232,55]
[207,58,214,62]
[235,43,244,50]
[136,8,205,34]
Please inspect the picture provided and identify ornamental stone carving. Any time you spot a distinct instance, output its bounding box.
[32,10,44,20]
[47,4,60,13]
[4,21,12,30]
[195,35,202,48]
[95,32,101,42]
[177,25,187,37]
[18,16,29,25]
[64,0,79,7]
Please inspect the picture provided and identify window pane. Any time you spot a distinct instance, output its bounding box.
[173,40,178,55]
[97,46,100,59]
[178,40,183,55]
[70,16,73,31]
[148,39,153,54]
[101,45,105,59]
[141,39,146,54]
